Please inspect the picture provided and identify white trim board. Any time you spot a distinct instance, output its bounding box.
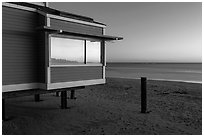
[2,2,36,12]
[47,17,51,27]
[103,66,106,79]
[2,79,106,92]
[50,64,103,67]
[2,83,41,92]
[47,79,106,90]
[47,14,106,28]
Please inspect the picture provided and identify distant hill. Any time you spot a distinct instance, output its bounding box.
[51,58,79,65]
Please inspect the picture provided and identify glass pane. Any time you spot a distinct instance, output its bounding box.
[51,37,84,65]
[86,40,101,63]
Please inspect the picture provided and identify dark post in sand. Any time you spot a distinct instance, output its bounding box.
[70,90,76,99]
[34,94,40,102]
[61,91,67,109]
[2,99,5,121]
[56,91,60,97]
[141,77,147,113]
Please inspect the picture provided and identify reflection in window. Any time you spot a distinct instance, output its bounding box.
[51,37,84,65]
[86,40,101,63]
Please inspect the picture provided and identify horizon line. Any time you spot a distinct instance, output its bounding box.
[106,62,202,64]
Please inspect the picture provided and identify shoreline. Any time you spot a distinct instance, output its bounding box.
[107,62,202,64]
[106,76,202,84]
[148,78,202,84]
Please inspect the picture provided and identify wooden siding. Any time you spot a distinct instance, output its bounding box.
[50,18,103,35]
[37,32,46,83]
[51,66,103,83]
[38,13,46,27]
[3,7,37,32]
[2,6,39,85]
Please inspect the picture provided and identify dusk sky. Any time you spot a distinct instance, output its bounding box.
[49,2,202,63]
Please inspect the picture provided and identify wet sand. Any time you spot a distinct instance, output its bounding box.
[2,78,202,135]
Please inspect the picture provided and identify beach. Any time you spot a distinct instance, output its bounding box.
[2,78,202,135]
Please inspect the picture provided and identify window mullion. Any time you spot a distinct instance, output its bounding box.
[84,40,86,64]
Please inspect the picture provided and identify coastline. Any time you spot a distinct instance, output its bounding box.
[107,76,202,84]
[106,62,201,84]
[148,78,202,84]
[3,78,202,135]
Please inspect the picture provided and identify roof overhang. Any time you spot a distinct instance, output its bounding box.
[37,26,123,41]
[46,14,106,28]
[9,2,107,27]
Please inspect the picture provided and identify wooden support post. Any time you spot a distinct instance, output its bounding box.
[2,98,5,121]
[141,77,147,113]
[61,91,67,109]
[70,90,76,99]
[34,94,40,102]
[56,91,60,97]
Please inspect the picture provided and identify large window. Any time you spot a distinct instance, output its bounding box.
[86,40,101,63]
[51,37,85,65]
[51,36,101,65]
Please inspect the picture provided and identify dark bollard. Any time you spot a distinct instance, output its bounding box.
[2,99,5,121]
[141,77,147,113]
[34,94,40,102]
[61,91,67,109]
[70,90,76,99]
[56,91,60,97]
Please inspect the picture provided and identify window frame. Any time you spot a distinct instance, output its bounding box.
[85,40,102,64]
[49,34,103,67]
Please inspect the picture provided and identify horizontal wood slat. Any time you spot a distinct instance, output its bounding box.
[2,6,37,33]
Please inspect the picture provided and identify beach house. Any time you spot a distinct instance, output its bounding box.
[2,2,122,119]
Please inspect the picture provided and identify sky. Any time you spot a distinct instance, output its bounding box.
[49,2,202,63]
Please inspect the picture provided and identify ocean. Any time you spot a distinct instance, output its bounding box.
[106,63,202,83]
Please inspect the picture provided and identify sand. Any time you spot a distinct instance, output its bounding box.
[2,78,202,135]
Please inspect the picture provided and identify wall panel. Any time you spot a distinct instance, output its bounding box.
[2,6,40,85]
[50,18,103,35]
[51,66,103,83]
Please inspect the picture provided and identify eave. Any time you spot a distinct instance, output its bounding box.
[37,26,123,41]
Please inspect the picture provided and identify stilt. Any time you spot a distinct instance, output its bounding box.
[61,91,67,109]
[141,77,147,113]
[56,91,60,97]
[34,94,40,102]
[2,98,5,121]
[70,90,76,99]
